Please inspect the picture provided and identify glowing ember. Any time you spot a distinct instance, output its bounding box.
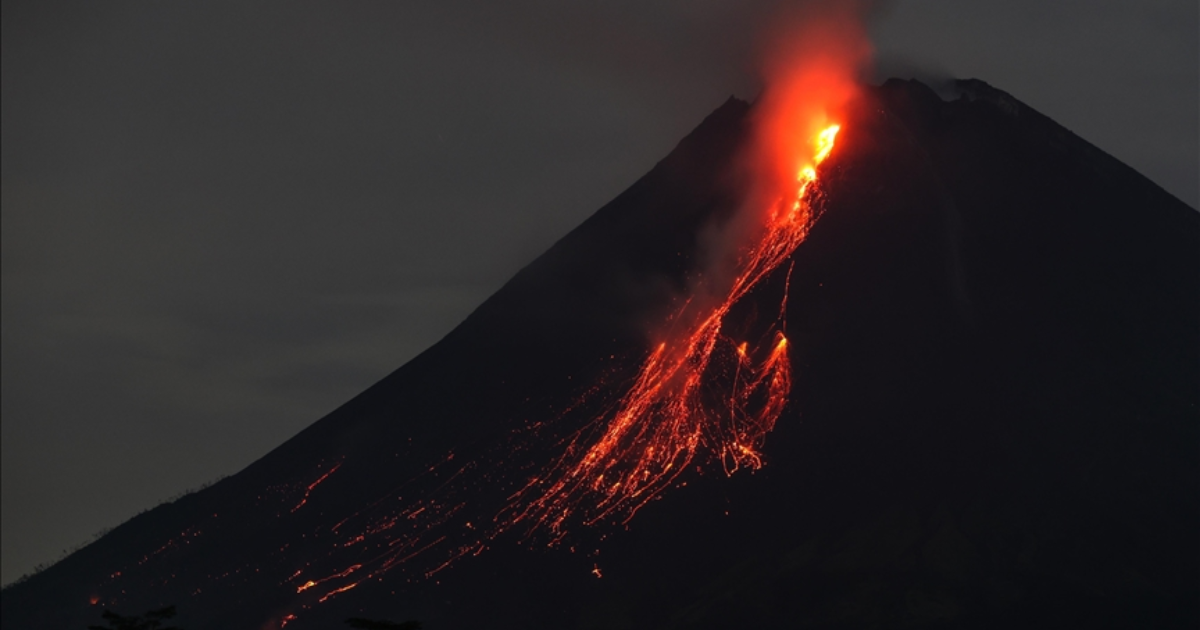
[294,564,361,593]
[507,123,841,536]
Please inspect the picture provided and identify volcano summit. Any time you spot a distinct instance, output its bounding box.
[3,78,1197,630]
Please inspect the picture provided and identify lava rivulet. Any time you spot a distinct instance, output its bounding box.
[507,124,841,537]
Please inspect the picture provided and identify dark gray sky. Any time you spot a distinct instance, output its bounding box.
[2,0,1195,585]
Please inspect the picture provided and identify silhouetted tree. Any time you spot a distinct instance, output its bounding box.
[344,618,421,630]
[87,604,180,630]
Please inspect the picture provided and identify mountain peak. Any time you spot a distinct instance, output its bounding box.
[5,81,1196,630]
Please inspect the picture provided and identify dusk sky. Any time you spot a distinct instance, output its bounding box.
[2,0,1196,585]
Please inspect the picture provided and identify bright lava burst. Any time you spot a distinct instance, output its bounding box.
[508,124,841,537]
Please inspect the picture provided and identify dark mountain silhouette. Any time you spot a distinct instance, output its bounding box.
[3,79,1196,630]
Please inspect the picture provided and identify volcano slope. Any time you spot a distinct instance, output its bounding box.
[3,78,1197,630]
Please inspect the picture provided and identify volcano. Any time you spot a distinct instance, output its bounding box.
[3,79,1197,630]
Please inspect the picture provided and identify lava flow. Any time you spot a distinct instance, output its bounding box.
[508,122,841,536]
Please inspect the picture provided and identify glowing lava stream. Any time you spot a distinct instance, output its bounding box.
[509,124,841,536]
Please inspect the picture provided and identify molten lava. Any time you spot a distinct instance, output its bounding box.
[508,123,841,536]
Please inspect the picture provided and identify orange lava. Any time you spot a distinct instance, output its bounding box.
[508,122,841,537]
[291,462,341,513]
